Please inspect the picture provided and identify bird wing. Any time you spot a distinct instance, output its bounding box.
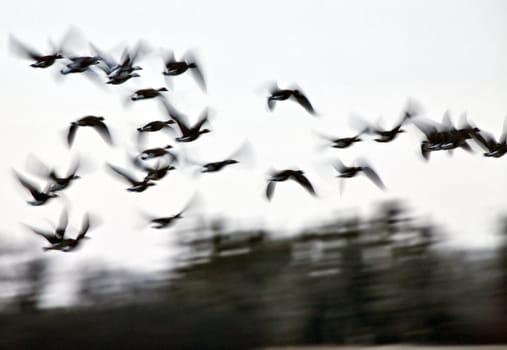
[67,124,78,147]
[27,225,59,244]
[160,99,190,135]
[26,153,51,178]
[163,49,176,66]
[66,158,80,178]
[13,170,42,199]
[293,92,316,115]
[421,144,430,161]
[92,121,113,145]
[107,164,138,185]
[193,109,209,131]
[56,208,68,238]
[185,51,206,91]
[362,166,386,190]
[410,118,439,138]
[266,181,276,200]
[500,115,507,144]
[333,159,346,173]
[9,35,42,60]
[471,131,495,152]
[293,173,316,196]
[76,214,91,240]
[190,64,206,92]
[267,98,276,111]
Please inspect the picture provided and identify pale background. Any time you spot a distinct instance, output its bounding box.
[1,0,507,305]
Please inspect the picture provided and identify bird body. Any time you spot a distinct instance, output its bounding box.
[44,214,92,252]
[67,116,112,147]
[107,164,155,192]
[266,169,316,200]
[267,86,315,115]
[131,87,168,101]
[202,160,238,173]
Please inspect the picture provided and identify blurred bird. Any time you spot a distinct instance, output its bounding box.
[26,154,81,192]
[267,83,316,115]
[137,120,175,133]
[266,169,316,200]
[136,119,175,144]
[138,145,176,161]
[13,170,57,206]
[189,140,254,173]
[25,208,68,244]
[60,55,102,74]
[162,50,206,91]
[131,157,175,181]
[43,213,93,252]
[93,41,147,84]
[160,100,211,142]
[106,163,155,192]
[471,116,507,158]
[333,158,385,194]
[131,87,168,101]
[67,115,113,147]
[145,194,201,229]
[9,35,64,68]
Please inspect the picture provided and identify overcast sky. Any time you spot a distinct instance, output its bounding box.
[2,0,507,305]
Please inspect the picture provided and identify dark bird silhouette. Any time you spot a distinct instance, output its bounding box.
[315,127,369,149]
[25,208,68,244]
[27,154,80,192]
[131,87,168,101]
[145,195,200,229]
[92,41,146,84]
[266,169,316,200]
[190,140,253,173]
[107,163,155,192]
[132,157,175,181]
[137,120,174,133]
[138,145,176,161]
[162,50,206,91]
[60,55,102,74]
[13,170,57,206]
[43,213,93,252]
[471,116,507,158]
[267,83,316,115]
[160,100,211,142]
[67,115,112,147]
[9,35,64,68]
[411,112,478,160]
[333,158,385,194]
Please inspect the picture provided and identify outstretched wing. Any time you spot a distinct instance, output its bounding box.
[9,35,42,60]
[107,164,137,185]
[267,98,276,111]
[56,208,68,238]
[77,213,91,240]
[67,124,78,147]
[293,173,316,196]
[159,99,190,135]
[194,109,209,131]
[13,170,41,199]
[362,166,386,190]
[293,92,315,115]
[266,181,276,200]
[92,121,113,145]
[26,225,59,244]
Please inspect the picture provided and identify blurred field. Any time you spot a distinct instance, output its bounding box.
[2,200,507,349]
[260,347,507,350]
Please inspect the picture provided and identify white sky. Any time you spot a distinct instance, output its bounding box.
[2,0,507,305]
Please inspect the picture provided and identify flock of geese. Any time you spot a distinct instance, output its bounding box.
[8,31,507,252]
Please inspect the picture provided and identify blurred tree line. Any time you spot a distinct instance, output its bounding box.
[2,200,507,349]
